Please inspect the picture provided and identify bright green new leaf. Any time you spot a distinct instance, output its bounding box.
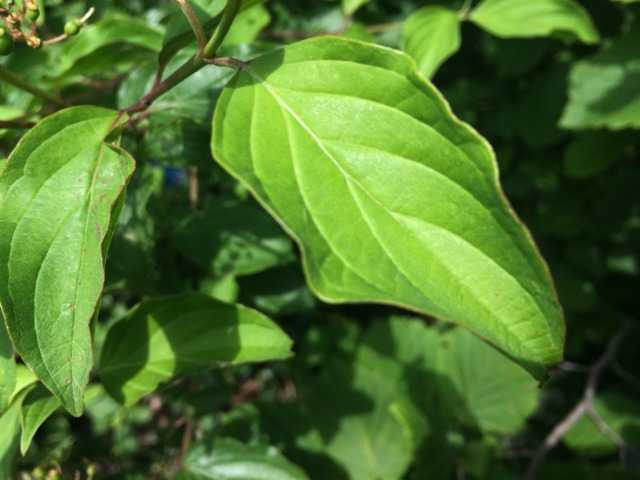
[560,32,640,130]
[402,6,461,79]
[20,383,60,455]
[469,0,599,44]
[0,106,135,416]
[177,438,309,480]
[212,37,564,379]
[99,293,293,406]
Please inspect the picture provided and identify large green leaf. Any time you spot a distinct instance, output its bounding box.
[469,0,599,44]
[402,6,461,79]
[0,106,135,416]
[560,32,640,130]
[177,438,309,480]
[212,37,564,379]
[99,293,293,406]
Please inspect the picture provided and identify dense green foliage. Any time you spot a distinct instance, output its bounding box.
[0,0,639,478]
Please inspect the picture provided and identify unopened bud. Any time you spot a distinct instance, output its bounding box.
[26,36,42,49]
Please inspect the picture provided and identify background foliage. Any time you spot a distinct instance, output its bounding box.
[1,0,639,478]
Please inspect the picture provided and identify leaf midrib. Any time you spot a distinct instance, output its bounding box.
[245,67,556,352]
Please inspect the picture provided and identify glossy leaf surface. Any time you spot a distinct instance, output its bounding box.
[402,6,461,79]
[0,107,135,416]
[99,293,293,406]
[469,0,599,44]
[177,438,309,480]
[212,37,564,379]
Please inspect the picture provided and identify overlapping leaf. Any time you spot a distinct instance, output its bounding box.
[0,107,135,416]
[99,293,293,406]
[402,6,461,79]
[212,37,564,379]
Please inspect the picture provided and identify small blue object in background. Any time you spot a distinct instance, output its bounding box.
[162,166,188,189]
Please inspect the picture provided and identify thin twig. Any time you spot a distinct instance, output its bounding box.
[557,361,590,374]
[524,319,633,479]
[0,119,36,129]
[175,0,207,53]
[587,408,626,454]
[366,21,403,34]
[188,166,199,211]
[175,417,193,471]
[203,0,241,58]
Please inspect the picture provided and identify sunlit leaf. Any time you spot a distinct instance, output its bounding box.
[0,107,135,416]
[212,37,564,379]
